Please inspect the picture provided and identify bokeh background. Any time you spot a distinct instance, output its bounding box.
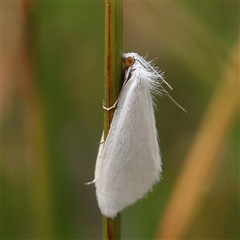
[2,1,239,239]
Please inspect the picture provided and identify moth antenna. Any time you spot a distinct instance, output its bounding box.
[151,67,173,90]
[166,93,187,113]
[136,54,173,90]
[157,84,186,112]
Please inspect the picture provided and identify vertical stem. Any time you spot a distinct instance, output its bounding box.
[103,0,123,240]
[104,0,123,135]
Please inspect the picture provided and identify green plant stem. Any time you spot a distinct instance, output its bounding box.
[103,0,123,239]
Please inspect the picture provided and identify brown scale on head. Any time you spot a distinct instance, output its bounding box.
[123,56,135,67]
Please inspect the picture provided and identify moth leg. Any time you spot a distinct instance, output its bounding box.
[84,180,95,185]
[102,99,119,111]
[84,177,98,186]
[102,74,129,111]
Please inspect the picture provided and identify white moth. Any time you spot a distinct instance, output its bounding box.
[86,52,186,219]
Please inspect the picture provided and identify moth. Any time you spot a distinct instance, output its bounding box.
[86,52,186,218]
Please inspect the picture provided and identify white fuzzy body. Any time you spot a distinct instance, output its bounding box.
[95,53,163,218]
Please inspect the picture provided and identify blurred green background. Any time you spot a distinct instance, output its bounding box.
[2,1,239,239]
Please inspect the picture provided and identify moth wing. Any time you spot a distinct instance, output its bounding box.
[94,132,105,181]
[95,75,162,218]
[85,132,104,185]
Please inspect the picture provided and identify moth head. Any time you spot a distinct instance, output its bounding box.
[123,56,135,67]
